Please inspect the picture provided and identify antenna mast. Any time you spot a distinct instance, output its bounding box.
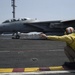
[11,0,16,18]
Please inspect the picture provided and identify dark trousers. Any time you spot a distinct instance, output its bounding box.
[64,46,75,62]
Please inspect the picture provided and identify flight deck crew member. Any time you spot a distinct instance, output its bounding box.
[40,27,75,62]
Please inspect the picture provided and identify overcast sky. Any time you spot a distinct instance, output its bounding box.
[0,0,75,23]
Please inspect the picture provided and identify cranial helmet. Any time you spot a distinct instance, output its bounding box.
[66,27,74,34]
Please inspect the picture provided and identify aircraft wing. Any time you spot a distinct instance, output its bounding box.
[61,19,75,28]
[25,20,61,31]
[30,20,61,24]
[61,19,75,24]
[28,21,51,30]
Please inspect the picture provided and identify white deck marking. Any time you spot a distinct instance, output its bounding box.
[0,49,63,53]
[0,70,75,75]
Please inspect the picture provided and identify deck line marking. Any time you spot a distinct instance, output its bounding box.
[0,49,63,53]
[0,70,75,75]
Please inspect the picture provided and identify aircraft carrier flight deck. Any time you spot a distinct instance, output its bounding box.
[0,37,67,68]
[0,36,75,75]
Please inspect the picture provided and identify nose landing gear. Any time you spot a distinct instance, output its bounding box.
[12,32,20,39]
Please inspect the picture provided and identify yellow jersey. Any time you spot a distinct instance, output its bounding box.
[47,33,75,51]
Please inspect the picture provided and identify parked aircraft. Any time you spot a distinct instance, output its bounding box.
[0,18,75,39]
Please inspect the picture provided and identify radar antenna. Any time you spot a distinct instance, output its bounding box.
[11,0,16,18]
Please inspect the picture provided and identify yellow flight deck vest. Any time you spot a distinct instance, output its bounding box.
[47,33,75,51]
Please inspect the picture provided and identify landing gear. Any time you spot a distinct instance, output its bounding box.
[12,35,20,39]
[12,32,20,39]
[15,35,20,39]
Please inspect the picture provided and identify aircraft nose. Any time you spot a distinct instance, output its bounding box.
[0,24,5,32]
[0,26,3,33]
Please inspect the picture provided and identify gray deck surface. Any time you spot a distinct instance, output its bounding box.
[0,38,75,75]
[0,39,67,67]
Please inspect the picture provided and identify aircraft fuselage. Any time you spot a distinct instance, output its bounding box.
[0,18,75,36]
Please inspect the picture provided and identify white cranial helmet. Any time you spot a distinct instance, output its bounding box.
[66,27,74,34]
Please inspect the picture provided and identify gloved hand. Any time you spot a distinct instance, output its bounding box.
[40,33,47,39]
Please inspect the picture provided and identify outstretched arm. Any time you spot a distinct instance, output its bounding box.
[40,33,73,44]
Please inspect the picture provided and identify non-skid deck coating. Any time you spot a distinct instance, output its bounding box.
[0,39,67,68]
[0,39,75,74]
[0,39,75,73]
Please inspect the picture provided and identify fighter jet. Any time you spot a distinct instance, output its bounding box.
[0,18,75,39]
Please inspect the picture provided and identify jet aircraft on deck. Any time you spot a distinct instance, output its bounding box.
[0,18,75,39]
